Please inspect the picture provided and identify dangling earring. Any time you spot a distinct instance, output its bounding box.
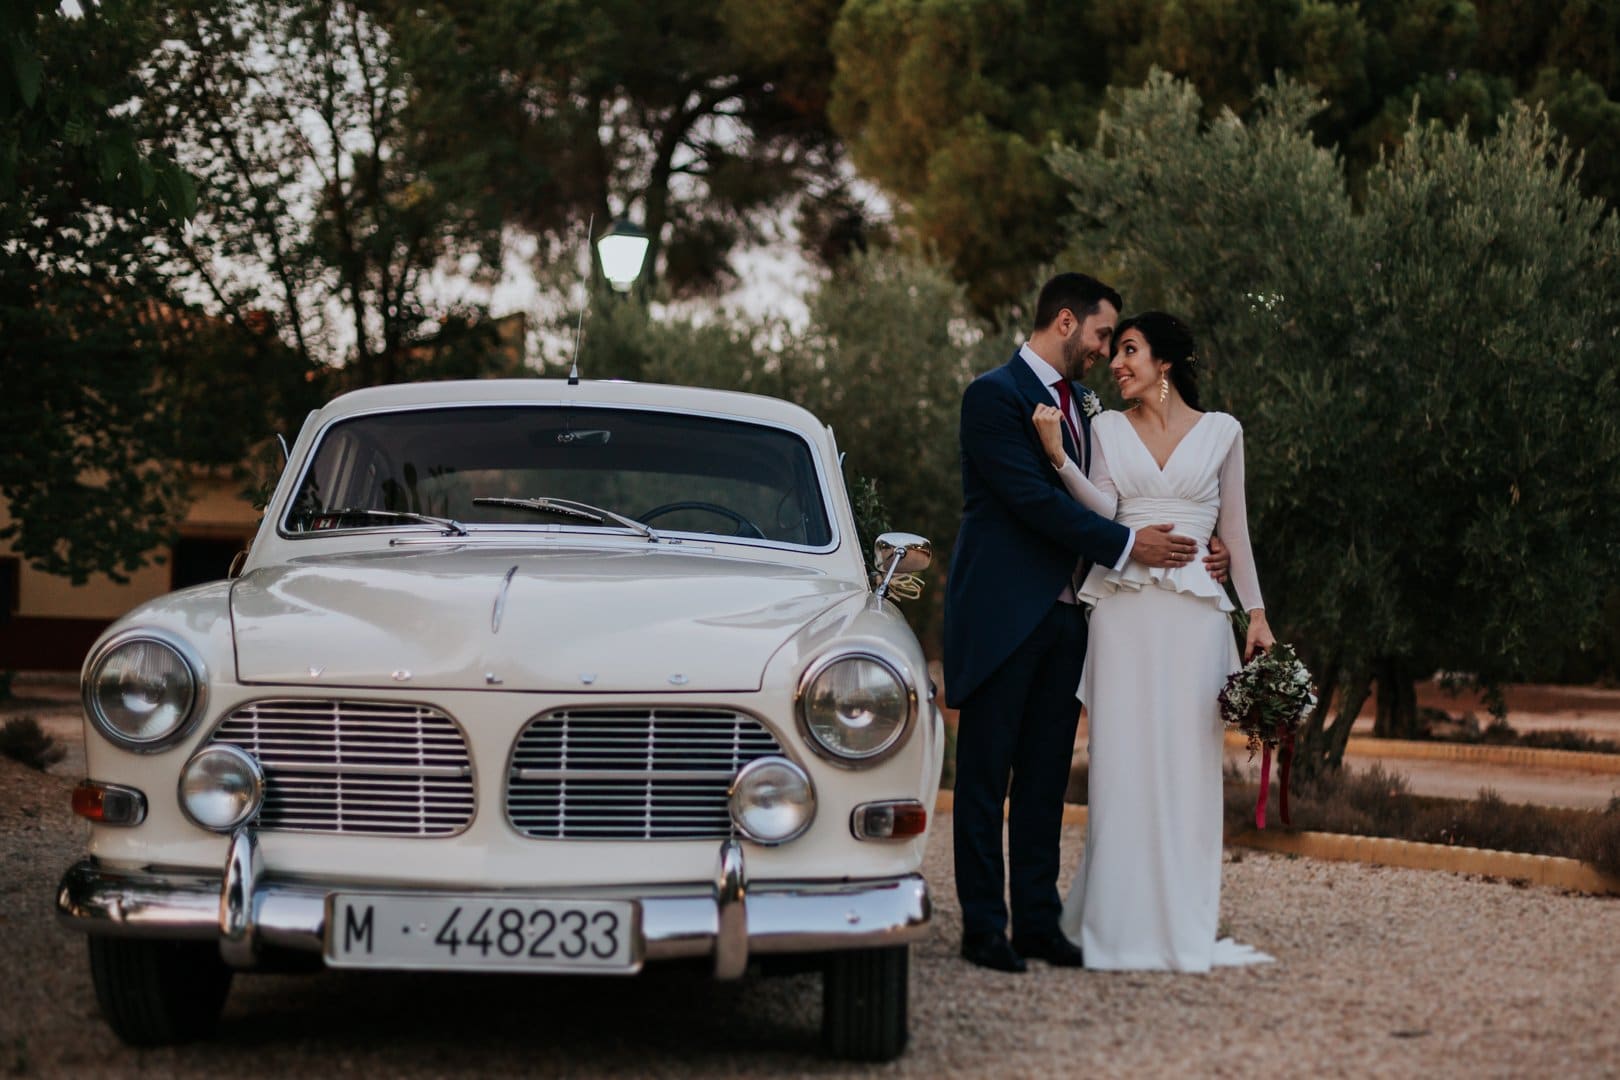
[1158,373,1170,405]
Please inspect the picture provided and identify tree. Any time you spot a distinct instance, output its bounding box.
[828,0,1115,315]
[0,1,210,584]
[2,1,515,585]
[373,0,854,298]
[828,0,1620,314]
[1049,72,1620,774]
[1,1,195,223]
[140,0,516,386]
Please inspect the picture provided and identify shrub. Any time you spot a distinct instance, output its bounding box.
[1227,761,1620,876]
[0,716,66,772]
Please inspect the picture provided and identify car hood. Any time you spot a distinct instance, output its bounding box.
[230,546,864,692]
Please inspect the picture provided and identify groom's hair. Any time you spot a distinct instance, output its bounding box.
[1033,273,1123,330]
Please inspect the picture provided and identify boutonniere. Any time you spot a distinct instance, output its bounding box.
[1079,389,1102,419]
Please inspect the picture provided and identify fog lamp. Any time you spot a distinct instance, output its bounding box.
[729,757,815,844]
[178,745,264,832]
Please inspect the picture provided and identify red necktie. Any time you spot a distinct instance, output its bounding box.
[1051,379,1082,450]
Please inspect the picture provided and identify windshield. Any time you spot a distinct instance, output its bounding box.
[282,405,835,548]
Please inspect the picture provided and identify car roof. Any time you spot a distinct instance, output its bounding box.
[315,379,828,435]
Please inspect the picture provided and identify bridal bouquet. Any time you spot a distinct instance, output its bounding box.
[1218,643,1317,829]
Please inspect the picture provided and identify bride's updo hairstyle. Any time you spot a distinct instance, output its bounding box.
[1112,311,1201,410]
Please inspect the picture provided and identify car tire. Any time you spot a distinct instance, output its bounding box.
[821,945,908,1062]
[88,937,233,1045]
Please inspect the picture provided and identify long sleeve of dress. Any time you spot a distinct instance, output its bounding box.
[1052,426,1118,520]
[1216,426,1265,612]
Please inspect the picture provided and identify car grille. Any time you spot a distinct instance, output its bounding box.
[210,699,475,836]
[507,708,784,840]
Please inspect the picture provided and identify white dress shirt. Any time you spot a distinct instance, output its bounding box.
[1018,344,1135,599]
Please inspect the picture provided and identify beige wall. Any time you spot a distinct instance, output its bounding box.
[2,471,260,621]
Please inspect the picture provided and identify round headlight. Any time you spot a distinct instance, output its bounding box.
[179,745,264,832]
[798,654,913,763]
[85,635,201,750]
[729,757,815,844]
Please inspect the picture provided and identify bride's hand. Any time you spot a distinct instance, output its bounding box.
[1244,611,1275,662]
[1032,405,1067,468]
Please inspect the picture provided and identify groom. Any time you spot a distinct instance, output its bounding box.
[943,272,1205,973]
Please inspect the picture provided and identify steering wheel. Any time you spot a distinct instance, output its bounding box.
[638,501,766,539]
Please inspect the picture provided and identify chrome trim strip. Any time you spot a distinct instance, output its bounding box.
[491,565,518,633]
[794,648,920,769]
[55,860,930,966]
[248,763,471,779]
[272,399,844,556]
[712,840,747,980]
[81,628,210,754]
[514,768,737,782]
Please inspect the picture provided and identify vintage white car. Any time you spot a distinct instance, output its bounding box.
[57,378,941,1061]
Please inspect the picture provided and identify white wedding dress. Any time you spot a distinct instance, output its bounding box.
[1053,409,1273,972]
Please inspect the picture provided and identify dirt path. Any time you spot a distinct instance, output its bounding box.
[4,754,1619,1077]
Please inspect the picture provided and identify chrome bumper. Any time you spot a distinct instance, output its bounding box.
[56,834,930,978]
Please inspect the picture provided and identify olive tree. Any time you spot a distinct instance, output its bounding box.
[1051,72,1620,774]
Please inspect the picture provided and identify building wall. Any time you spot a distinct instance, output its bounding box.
[0,472,260,671]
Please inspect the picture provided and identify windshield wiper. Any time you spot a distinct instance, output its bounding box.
[313,507,468,536]
[472,496,661,543]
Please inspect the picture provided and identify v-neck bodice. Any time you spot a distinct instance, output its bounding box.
[1075,409,1246,613]
[1093,410,1236,542]
[1123,411,1210,473]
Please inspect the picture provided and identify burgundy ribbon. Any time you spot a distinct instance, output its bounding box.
[1278,730,1294,827]
[1255,745,1272,830]
[1254,730,1296,830]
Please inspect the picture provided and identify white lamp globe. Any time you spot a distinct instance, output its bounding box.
[596,218,650,291]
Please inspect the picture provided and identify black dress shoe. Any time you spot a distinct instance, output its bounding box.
[1012,932,1085,967]
[961,933,1027,973]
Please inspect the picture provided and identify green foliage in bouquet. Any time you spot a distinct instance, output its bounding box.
[1218,643,1317,758]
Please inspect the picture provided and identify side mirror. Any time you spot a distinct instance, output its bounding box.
[873,532,932,600]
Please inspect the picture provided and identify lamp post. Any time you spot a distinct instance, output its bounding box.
[596,217,650,292]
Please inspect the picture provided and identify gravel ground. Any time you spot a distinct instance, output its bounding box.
[4,756,1619,1078]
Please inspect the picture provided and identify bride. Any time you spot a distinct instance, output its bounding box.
[1032,311,1274,972]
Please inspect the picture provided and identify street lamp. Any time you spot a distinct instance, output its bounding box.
[596,217,650,292]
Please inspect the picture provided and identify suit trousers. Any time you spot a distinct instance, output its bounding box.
[952,600,1086,941]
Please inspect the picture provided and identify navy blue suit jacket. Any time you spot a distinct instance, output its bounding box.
[942,352,1131,708]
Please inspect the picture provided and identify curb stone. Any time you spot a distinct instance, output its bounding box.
[1229,828,1620,895]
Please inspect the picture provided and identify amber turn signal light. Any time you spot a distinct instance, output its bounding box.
[72,781,147,826]
[850,799,928,840]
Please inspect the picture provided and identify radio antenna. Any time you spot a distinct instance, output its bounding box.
[568,213,595,387]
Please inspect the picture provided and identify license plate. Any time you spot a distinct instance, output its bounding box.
[325,893,640,973]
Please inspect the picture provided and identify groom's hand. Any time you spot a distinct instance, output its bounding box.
[1131,524,1197,568]
[1205,536,1231,583]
